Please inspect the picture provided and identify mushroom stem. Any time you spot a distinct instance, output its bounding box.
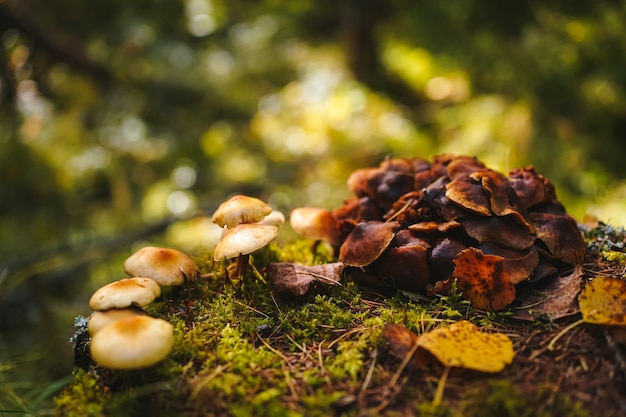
[197,272,214,281]
[311,240,321,262]
[234,254,250,277]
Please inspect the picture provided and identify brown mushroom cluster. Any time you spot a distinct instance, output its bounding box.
[296,154,586,311]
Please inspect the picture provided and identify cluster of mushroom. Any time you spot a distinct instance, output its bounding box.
[212,195,284,276]
[291,154,585,311]
[87,247,198,370]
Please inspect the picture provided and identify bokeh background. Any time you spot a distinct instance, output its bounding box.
[2,0,626,413]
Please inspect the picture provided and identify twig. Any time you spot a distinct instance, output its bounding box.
[547,318,585,351]
[388,336,420,387]
[432,366,451,407]
[188,364,231,402]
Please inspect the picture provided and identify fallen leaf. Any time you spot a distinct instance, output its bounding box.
[453,247,516,311]
[513,265,583,321]
[383,321,514,373]
[579,276,626,325]
[417,320,514,373]
[382,323,425,368]
[548,276,626,350]
[267,262,343,296]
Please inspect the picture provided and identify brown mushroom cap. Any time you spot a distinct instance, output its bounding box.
[445,175,491,216]
[428,238,468,281]
[88,307,144,336]
[375,230,431,291]
[508,166,557,209]
[89,277,161,311]
[470,170,523,218]
[529,212,585,264]
[339,221,400,267]
[290,207,340,246]
[124,246,198,286]
[213,224,279,261]
[461,216,535,251]
[89,315,174,370]
[408,220,461,233]
[346,168,373,198]
[446,155,486,179]
[212,195,273,229]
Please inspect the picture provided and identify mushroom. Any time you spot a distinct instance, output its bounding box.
[339,221,400,267]
[428,237,468,281]
[408,220,461,233]
[213,224,279,276]
[89,315,174,370]
[290,207,341,255]
[258,210,286,228]
[89,277,161,311]
[529,212,585,265]
[212,195,279,276]
[460,216,535,251]
[88,307,144,336]
[471,170,532,230]
[374,229,431,292]
[212,195,272,229]
[445,171,492,216]
[124,246,199,286]
[316,154,585,311]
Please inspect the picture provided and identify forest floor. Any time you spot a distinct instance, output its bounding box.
[54,223,626,417]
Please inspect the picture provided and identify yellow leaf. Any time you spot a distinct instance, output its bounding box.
[417,320,514,373]
[578,276,626,325]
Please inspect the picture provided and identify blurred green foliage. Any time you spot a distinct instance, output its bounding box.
[2,0,626,413]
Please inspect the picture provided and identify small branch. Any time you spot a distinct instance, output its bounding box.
[432,365,451,407]
[547,318,585,351]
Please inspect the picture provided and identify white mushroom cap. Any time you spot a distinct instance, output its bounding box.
[211,195,272,229]
[123,246,198,286]
[258,210,285,228]
[213,224,278,261]
[89,277,161,311]
[289,207,340,246]
[88,307,144,336]
[89,315,174,370]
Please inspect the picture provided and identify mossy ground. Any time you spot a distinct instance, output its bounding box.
[55,228,626,417]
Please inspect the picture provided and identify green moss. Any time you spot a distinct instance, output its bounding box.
[54,369,107,417]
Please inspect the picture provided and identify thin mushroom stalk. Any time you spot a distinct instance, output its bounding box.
[234,254,250,277]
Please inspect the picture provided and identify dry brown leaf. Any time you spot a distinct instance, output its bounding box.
[267,262,343,296]
[513,265,582,321]
[382,323,426,368]
[453,247,516,311]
